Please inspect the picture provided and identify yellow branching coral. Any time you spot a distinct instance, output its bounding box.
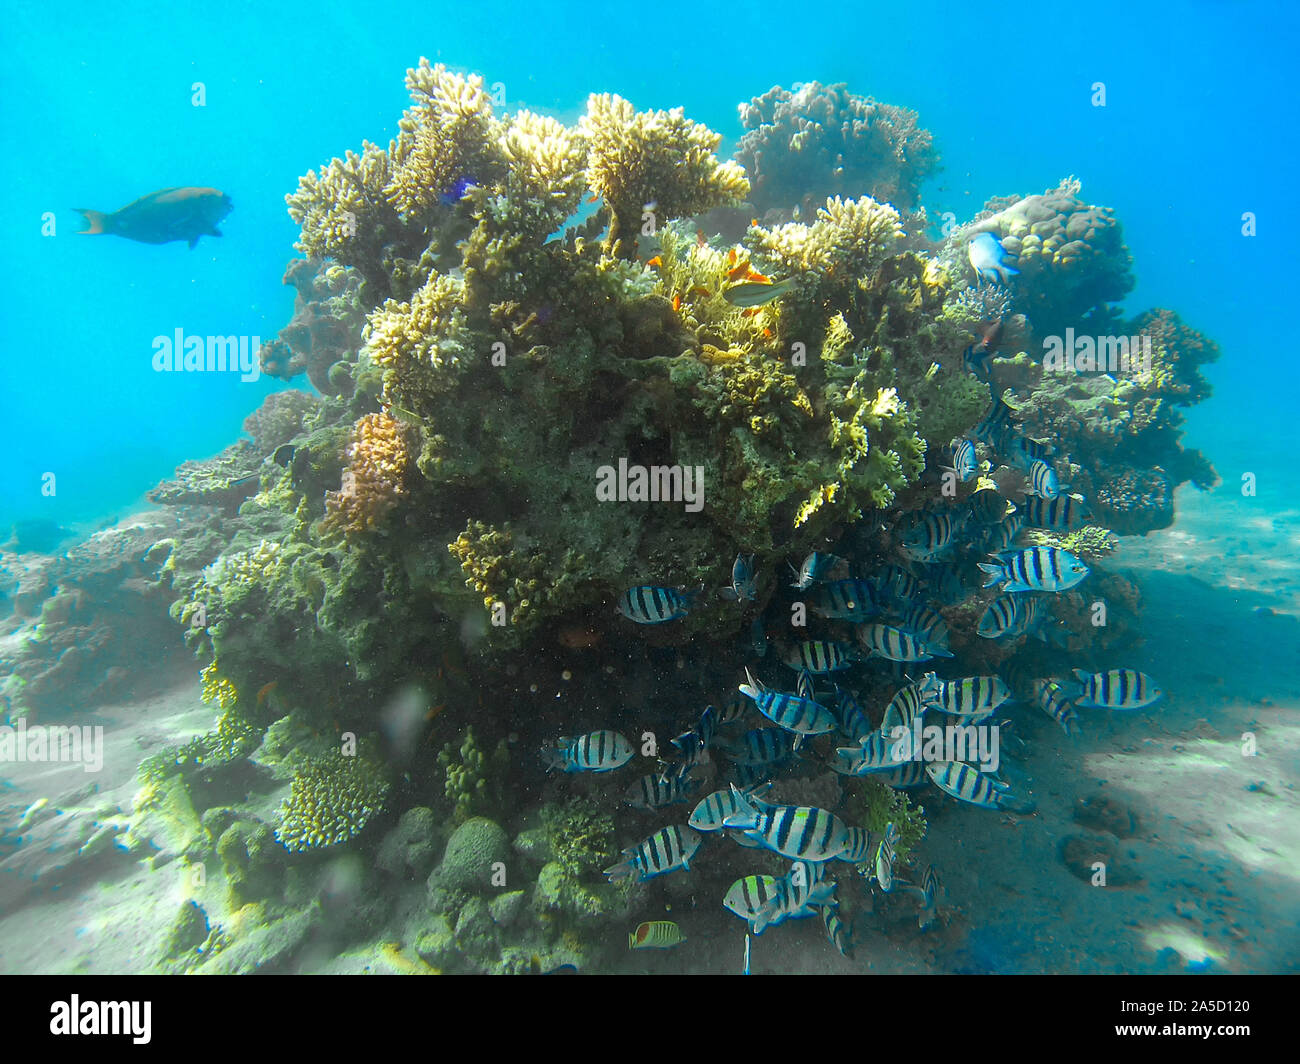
[200,662,238,710]
[500,110,588,221]
[580,93,749,260]
[366,271,467,387]
[286,141,397,265]
[322,412,415,538]
[754,195,903,279]
[386,60,504,218]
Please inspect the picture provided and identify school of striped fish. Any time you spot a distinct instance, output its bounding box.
[542,379,1165,968]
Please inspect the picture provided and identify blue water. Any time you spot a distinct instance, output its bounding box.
[2,0,1295,526]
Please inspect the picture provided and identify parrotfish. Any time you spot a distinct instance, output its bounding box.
[75,187,233,248]
[968,232,1019,285]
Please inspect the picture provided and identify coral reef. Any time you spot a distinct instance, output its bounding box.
[960,176,1134,335]
[321,411,416,539]
[274,743,391,853]
[737,82,938,216]
[437,726,509,822]
[581,92,748,259]
[258,259,368,395]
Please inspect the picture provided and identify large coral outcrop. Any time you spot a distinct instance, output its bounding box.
[736,82,938,216]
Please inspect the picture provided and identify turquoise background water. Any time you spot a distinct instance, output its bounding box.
[2,0,1295,529]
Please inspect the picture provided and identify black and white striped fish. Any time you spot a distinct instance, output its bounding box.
[739,668,838,735]
[1033,678,1081,735]
[784,639,857,674]
[603,824,703,881]
[967,486,1015,525]
[1071,669,1163,710]
[925,761,1034,812]
[834,826,873,864]
[722,787,850,861]
[821,904,854,956]
[897,603,950,648]
[874,822,899,891]
[898,865,940,929]
[790,551,844,590]
[689,787,756,831]
[974,397,1017,447]
[713,727,797,767]
[1008,434,1053,470]
[946,437,978,482]
[831,729,909,775]
[983,512,1026,554]
[723,874,782,920]
[1022,493,1092,531]
[858,623,953,662]
[978,546,1089,592]
[900,511,964,561]
[751,860,835,934]
[877,759,929,789]
[833,685,873,742]
[874,565,922,608]
[810,578,880,622]
[624,771,701,810]
[937,675,1012,718]
[881,675,940,734]
[545,730,634,773]
[1027,459,1060,499]
[617,585,696,624]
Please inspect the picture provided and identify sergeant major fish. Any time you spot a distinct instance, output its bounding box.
[978,546,1089,593]
[1071,669,1163,710]
[790,552,843,590]
[604,825,703,881]
[546,730,634,773]
[617,585,697,624]
[925,761,1035,812]
[739,668,839,736]
[720,554,758,602]
[722,786,850,862]
[723,874,782,921]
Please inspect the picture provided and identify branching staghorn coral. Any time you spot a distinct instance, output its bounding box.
[580,93,749,260]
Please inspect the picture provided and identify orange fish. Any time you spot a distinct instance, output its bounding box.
[740,307,761,317]
[744,268,772,284]
[762,327,773,338]
[688,285,711,299]
[727,248,737,267]
[696,229,707,247]
[727,262,751,281]
[750,218,759,227]
[672,293,683,312]
[255,680,278,708]
[585,193,601,204]
[646,255,662,269]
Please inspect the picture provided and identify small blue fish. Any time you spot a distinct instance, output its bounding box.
[968,233,1019,285]
[790,552,843,590]
[720,554,758,602]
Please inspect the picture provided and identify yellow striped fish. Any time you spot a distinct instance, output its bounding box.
[629,921,685,949]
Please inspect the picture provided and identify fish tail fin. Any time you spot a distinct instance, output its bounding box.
[74,209,108,235]
[996,791,1037,815]
[977,562,1004,588]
